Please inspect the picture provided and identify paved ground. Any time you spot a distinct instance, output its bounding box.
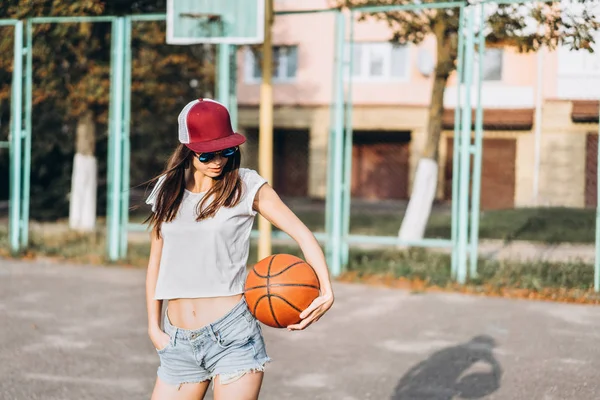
[1,259,600,400]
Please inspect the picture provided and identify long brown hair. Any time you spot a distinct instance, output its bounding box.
[144,144,243,238]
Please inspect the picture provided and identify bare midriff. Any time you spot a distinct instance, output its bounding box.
[166,293,244,330]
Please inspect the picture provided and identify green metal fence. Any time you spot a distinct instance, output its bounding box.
[3,0,600,291]
[331,2,472,281]
[2,19,25,254]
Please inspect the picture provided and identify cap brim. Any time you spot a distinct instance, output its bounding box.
[184,133,246,153]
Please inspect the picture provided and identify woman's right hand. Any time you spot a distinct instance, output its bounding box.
[149,327,171,351]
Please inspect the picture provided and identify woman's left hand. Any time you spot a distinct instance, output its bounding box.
[287,292,334,331]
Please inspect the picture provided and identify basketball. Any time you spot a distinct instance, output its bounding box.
[244,254,320,328]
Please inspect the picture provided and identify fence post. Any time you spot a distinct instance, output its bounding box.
[451,6,466,279]
[341,11,355,268]
[107,17,125,261]
[594,102,600,292]
[457,5,475,284]
[469,3,486,278]
[326,10,346,277]
[229,46,238,131]
[119,16,132,259]
[20,19,33,248]
[217,44,231,106]
[9,21,24,254]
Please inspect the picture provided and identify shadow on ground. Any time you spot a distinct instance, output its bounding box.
[391,335,503,400]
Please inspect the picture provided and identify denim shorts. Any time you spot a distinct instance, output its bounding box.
[156,297,271,387]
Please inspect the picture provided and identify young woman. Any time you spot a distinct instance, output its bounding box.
[144,98,334,400]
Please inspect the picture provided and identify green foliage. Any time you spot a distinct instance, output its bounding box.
[337,0,600,54]
[0,1,216,220]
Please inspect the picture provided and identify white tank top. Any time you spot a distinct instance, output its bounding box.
[146,168,267,300]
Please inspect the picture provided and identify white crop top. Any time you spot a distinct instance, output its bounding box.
[146,168,267,300]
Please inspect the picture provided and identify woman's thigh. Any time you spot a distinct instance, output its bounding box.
[151,376,210,400]
[213,371,264,400]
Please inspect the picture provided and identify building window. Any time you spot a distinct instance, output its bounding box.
[558,38,600,76]
[461,48,504,83]
[556,32,600,99]
[245,45,298,83]
[347,42,409,81]
[482,48,503,81]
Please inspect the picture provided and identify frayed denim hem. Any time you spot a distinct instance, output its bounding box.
[157,372,211,391]
[210,357,272,389]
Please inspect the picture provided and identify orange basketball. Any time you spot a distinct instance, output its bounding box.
[244,254,320,328]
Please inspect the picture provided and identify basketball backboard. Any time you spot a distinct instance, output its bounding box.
[166,0,265,45]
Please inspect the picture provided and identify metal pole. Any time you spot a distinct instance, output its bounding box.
[469,3,485,278]
[130,14,166,22]
[107,18,125,261]
[532,47,544,205]
[9,21,23,254]
[229,45,238,131]
[451,6,465,279]
[119,16,132,259]
[341,11,354,268]
[328,11,346,277]
[0,20,19,26]
[325,17,338,265]
[258,0,274,260]
[274,0,464,16]
[457,6,475,284]
[30,16,116,24]
[595,100,600,292]
[353,1,465,13]
[106,22,116,258]
[21,19,33,248]
[217,44,231,105]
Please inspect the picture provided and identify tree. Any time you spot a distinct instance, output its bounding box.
[0,0,214,224]
[335,0,600,241]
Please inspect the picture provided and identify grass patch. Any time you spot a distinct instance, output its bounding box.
[286,207,597,244]
[130,206,596,244]
[0,225,152,267]
[344,248,594,291]
[425,207,596,244]
[341,247,600,303]
[2,207,599,303]
[346,248,452,287]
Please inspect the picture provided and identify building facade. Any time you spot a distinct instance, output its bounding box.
[236,0,600,210]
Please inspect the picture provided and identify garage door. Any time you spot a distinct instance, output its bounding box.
[242,128,309,198]
[351,131,410,200]
[445,137,516,210]
[273,129,309,197]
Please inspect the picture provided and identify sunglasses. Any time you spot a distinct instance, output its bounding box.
[197,146,238,163]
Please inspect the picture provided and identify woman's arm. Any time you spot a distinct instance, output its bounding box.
[253,183,334,331]
[146,231,169,349]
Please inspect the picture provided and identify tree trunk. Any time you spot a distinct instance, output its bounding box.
[399,21,454,243]
[423,72,450,161]
[69,109,97,232]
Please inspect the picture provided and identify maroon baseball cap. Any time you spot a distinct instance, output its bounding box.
[178,98,246,153]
